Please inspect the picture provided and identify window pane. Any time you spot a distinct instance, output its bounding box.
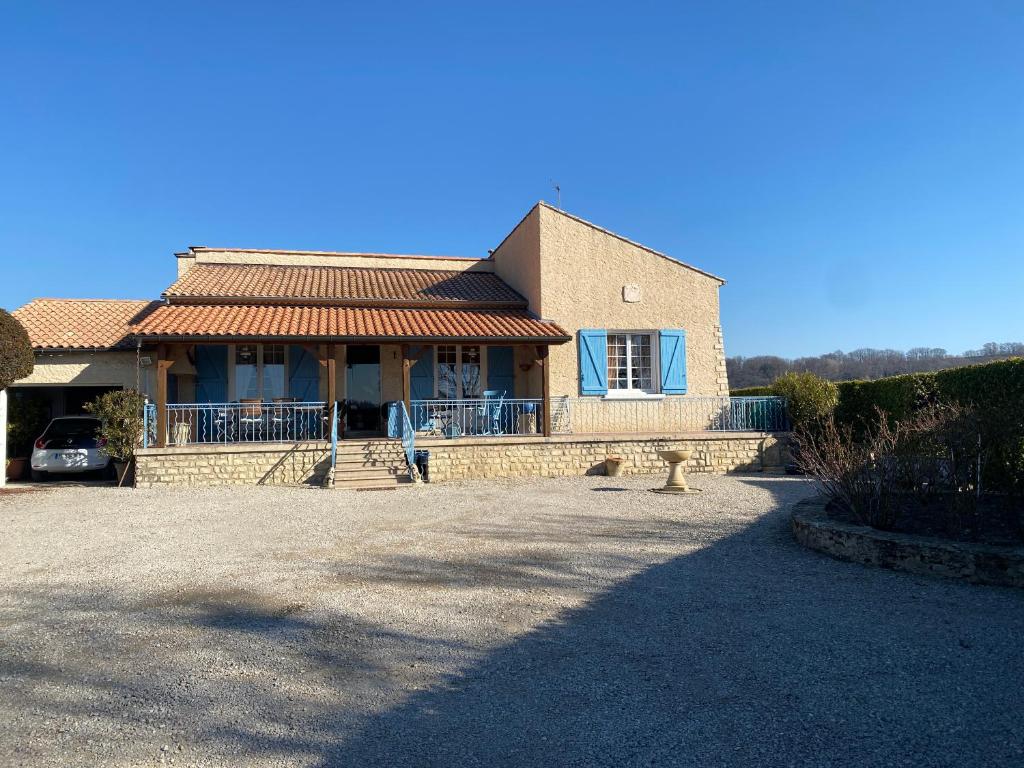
[461,345,482,398]
[235,345,258,399]
[630,334,653,391]
[437,345,457,399]
[262,345,286,399]
[607,334,628,390]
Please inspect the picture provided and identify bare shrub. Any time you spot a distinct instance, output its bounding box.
[796,403,984,532]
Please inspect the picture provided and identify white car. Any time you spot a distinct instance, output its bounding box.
[30,416,112,481]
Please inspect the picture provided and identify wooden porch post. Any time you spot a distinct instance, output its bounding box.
[537,344,551,437]
[320,343,338,439]
[401,344,412,415]
[155,344,173,448]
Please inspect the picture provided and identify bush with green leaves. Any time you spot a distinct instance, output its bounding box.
[769,372,838,431]
[832,358,1024,495]
[6,393,49,457]
[84,389,147,462]
[729,386,773,397]
[0,308,33,391]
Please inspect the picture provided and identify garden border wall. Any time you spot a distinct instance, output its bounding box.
[791,497,1024,588]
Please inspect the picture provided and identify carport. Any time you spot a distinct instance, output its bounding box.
[3,299,158,485]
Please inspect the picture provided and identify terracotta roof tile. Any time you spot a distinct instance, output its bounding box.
[132,304,570,343]
[164,264,526,306]
[13,299,158,350]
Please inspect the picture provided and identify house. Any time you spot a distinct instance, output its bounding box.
[7,203,787,488]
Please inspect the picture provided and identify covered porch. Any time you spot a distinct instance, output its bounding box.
[145,340,556,448]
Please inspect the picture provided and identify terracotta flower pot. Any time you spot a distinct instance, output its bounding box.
[5,457,28,482]
[605,456,626,477]
[113,460,131,486]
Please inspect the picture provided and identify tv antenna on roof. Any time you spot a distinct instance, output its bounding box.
[551,181,561,209]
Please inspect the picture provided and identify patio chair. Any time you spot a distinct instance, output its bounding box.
[270,397,298,440]
[480,390,505,435]
[238,399,264,441]
[212,405,234,443]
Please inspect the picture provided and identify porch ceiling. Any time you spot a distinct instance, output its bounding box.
[131,304,571,344]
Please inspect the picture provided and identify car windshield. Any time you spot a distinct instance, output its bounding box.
[45,418,100,439]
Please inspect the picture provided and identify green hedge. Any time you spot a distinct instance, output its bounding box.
[833,358,1024,493]
[834,358,1024,426]
[730,386,773,397]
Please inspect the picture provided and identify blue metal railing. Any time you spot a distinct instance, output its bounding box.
[158,401,330,445]
[553,395,788,434]
[409,398,545,438]
[329,401,339,471]
[403,396,787,438]
[143,402,156,448]
[386,401,418,479]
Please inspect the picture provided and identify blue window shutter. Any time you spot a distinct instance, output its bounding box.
[578,329,608,395]
[486,346,515,398]
[194,345,228,403]
[410,346,435,400]
[288,345,320,401]
[659,330,688,394]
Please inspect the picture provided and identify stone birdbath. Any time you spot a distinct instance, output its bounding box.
[651,448,701,494]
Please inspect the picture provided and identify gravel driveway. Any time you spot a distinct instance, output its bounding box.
[2,475,1023,767]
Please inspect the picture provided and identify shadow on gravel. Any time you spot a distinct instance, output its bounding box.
[316,478,1024,767]
[3,478,1024,767]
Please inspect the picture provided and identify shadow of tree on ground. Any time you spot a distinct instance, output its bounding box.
[2,477,1022,767]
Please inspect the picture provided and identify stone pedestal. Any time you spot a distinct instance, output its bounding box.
[651,448,702,494]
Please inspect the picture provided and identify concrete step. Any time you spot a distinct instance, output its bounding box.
[333,475,412,491]
[334,467,401,481]
[333,457,404,469]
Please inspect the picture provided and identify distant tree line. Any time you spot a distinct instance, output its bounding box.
[727,342,1024,389]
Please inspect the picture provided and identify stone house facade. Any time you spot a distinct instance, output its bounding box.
[5,203,771,488]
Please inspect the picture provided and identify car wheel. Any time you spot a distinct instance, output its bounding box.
[30,469,48,482]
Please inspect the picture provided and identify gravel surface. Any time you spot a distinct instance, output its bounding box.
[1,474,1023,767]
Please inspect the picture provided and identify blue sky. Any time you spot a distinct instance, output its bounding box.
[2,1,1021,358]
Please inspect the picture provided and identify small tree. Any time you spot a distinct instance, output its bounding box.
[0,309,33,391]
[770,372,839,431]
[7,394,49,456]
[84,389,147,463]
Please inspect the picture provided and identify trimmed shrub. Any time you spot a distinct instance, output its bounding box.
[831,358,1024,495]
[84,389,147,463]
[6,392,49,457]
[769,372,838,431]
[0,309,33,391]
[730,386,773,397]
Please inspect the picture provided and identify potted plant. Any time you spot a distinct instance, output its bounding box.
[6,394,49,481]
[0,308,35,483]
[85,389,147,486]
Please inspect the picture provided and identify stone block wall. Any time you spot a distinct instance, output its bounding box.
[134,433,789,488]
[135,442,330,488]
[419,432,788,483]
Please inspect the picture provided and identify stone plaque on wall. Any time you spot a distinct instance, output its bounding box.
[622,284,642,303]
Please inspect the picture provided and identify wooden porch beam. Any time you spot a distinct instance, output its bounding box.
[401,344,412,415]
[155,344,174,448]
[319,343,339,440]
[537,344,551,437]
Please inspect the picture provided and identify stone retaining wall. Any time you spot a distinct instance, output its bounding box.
[135,442,330,488]
[135,433,789,488]
[418,432,788,482]
[791,497,1024,588]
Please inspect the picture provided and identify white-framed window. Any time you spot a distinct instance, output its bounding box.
[607,332,658,393]
[436,344,487,398]
[232,343,288,400]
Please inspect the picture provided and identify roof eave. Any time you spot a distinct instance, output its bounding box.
[131,333,572,345]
